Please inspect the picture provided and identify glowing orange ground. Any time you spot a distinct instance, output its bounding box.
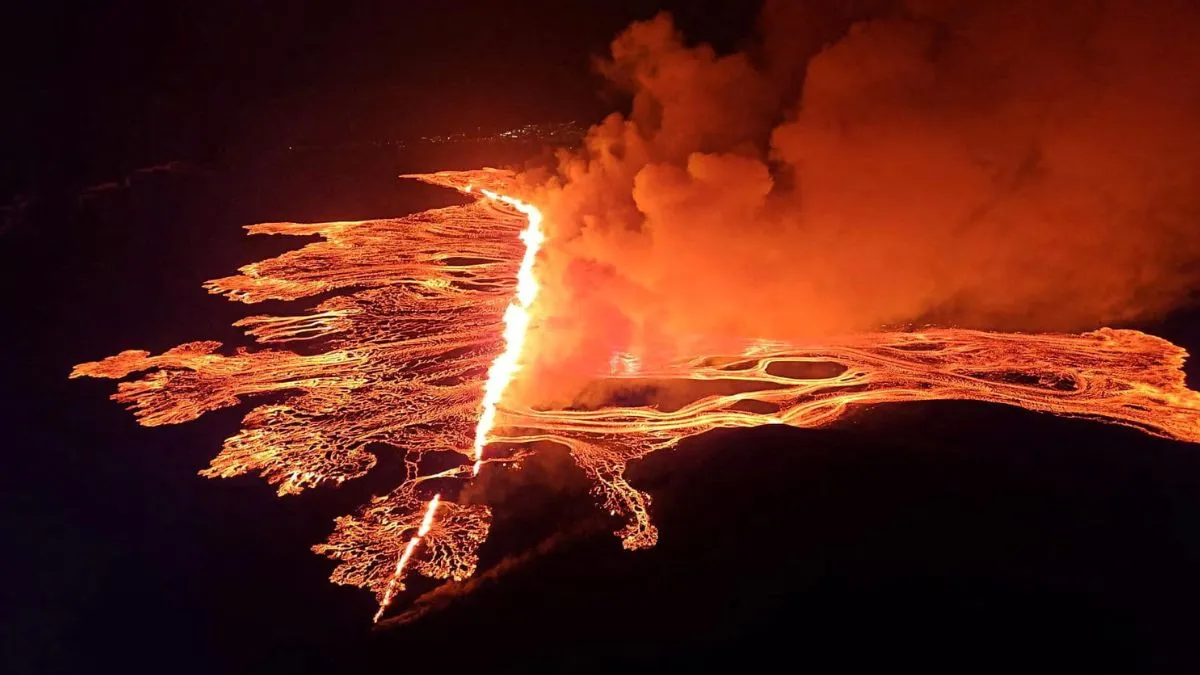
[73,169,1200,621]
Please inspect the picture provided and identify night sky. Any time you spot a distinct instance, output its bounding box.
[5,2,1200,673]
[2,0,757,194]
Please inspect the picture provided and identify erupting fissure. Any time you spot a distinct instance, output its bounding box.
[467,186,545,476]
[369,185,543,622]
[72,169,1200,622]
[374,493,440,622]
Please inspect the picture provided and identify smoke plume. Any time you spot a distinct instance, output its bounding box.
[514,0,1200,403]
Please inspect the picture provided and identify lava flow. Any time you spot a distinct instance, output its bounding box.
[72,168,1200,621]
[374,493,439,623]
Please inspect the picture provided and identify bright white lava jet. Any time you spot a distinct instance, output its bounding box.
[469,187,545,475]
[373,493,440,623]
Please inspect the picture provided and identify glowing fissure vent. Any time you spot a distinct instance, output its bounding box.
[373,493,441,623]
[468,187,545,475]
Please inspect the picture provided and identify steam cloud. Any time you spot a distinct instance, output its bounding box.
[514,0,1200,403]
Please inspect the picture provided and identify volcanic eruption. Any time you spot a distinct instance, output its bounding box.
[72,0,1200,623]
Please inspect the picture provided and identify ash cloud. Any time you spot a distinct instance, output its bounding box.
[514,0,1200,403]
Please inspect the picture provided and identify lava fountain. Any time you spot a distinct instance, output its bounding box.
[72,169,1200,621]
[468,186,545,476]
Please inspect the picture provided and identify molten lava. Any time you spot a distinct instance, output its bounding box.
[469,187,545,475]
[72,169,1200,621]
[374,493,440,623]
[369,185,542,622]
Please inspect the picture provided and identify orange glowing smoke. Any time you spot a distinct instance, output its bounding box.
[72,169,1200,621]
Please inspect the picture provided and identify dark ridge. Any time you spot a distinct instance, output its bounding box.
[453,281,509,293]
[967,371,1078,392]
[441,256,501,267]
[728,399,780,415]
[888,342,944,352]
[569,378,788,413]
[764,360,849,380]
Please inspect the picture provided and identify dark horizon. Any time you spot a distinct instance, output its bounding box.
[1,0,760,195]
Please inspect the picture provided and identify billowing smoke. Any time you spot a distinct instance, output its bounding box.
[515,0,1200,403]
